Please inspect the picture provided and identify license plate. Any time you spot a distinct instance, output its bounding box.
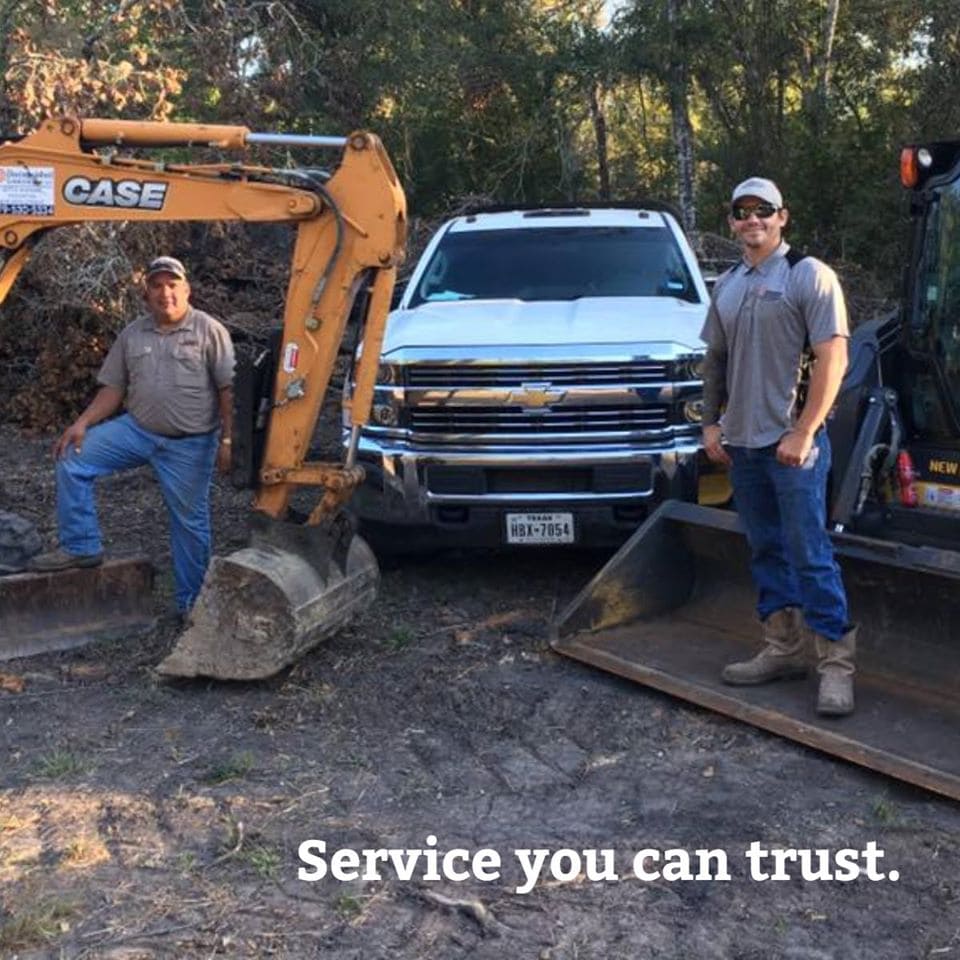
[505,512,575,545]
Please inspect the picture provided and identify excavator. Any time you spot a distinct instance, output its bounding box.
[555,140,960,802]
[0,116,406,679]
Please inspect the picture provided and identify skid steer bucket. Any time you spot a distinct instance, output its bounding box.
[553,500,960,801]
[0,558,155,660]
[156,514,378,680]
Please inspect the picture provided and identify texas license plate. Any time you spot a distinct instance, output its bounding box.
[505,512,575,544]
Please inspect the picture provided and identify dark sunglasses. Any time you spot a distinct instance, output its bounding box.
[731,202,780,221]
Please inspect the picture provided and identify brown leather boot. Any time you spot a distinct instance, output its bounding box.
[722,607,806,685]
[815,626,857,716]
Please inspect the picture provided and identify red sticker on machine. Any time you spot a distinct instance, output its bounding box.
[282,342,300,373]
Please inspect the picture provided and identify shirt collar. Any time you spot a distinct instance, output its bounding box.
[143,306,197,334]
[741,241,790,275]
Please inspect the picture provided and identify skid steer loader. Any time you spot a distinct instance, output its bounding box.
[555,141,960,801]
[0,116,405,678]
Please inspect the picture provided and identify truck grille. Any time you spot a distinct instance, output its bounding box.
[409,404,670,434]
[406,362,669,387]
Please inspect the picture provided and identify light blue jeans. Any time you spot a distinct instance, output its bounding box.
[728,430,849,641]
[56,413,219,612]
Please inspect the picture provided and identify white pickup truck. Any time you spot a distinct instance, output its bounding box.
[342,205,710,549]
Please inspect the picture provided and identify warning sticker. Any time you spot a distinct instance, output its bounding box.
[0,166,55,216]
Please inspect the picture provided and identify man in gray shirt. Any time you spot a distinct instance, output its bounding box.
[700,178,857,715]
[30,256,235,616]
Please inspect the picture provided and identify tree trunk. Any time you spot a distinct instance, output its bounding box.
[816,0,841,108]
[666,0,696,232]
[588,82,611,201]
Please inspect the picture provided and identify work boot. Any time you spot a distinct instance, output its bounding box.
[28,546,103,572]
[722,606,806,685]
[815,626,857,716]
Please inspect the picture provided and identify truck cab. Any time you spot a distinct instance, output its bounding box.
[343,205,710,549]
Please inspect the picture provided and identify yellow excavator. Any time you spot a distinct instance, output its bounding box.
[555,140,960,802]
[0,116,406,679]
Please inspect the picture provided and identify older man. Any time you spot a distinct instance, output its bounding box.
[700,178,857,715]
[30,256,235,615]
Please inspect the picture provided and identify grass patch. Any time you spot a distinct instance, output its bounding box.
[202,751,255,785]
[871,795,899,825]
[0,898,77,952]
[388,626,415,651]
[243,844,282,880]
[63,836,110,868]
[33,749,86,779]
[336,894,363,918]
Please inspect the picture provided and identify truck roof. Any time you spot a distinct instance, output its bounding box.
[447,207,674,232]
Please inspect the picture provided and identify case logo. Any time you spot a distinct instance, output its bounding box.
[63,176,168,210]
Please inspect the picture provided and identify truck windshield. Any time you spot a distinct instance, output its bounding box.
[407,225,701,307]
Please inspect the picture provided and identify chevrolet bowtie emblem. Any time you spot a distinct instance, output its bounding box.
[511,382,565,407]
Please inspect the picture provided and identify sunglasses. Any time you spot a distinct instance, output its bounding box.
[731,202,780,221]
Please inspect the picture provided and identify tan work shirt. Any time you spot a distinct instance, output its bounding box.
[98,307,235,437]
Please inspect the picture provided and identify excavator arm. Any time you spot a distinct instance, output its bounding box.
[0,115,406,519]
[0,116,407,678]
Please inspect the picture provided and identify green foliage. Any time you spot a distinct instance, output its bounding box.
[202,750,255,784]
[33,749,87,780]
[0,898,77,952]
[1,0,957,302]
[243,843,282,880]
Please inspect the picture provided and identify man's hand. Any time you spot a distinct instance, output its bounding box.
[776,427,814,467]
[703,424,731,466]
[216,441,232,475]
[54,421,86,459]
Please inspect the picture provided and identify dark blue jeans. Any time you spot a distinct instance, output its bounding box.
[728,430,848,641]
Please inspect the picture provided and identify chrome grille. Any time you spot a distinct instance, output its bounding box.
[409,404,670,434]
[405,362,669,387]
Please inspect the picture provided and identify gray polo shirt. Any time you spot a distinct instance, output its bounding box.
[98,307,235,437]
[699,242,848,448]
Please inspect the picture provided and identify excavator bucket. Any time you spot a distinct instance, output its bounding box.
[156,515,378,680]
[553,500,960,801]
[0,559,156,660]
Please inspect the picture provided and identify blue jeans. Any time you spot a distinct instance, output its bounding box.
[56,414,219,612]
[728,430,848,641]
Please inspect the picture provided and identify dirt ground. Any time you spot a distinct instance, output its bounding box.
[1,422,958,960]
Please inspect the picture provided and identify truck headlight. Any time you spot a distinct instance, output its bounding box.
[678,356,705,381]
[683,399,704,423]
[372,402,398,426]
[377,362,399,385]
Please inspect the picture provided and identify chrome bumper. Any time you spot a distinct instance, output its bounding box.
[349,430,702,525]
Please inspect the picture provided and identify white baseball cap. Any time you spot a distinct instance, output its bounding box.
[731,177,783,208]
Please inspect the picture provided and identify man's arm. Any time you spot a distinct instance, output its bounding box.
[54,385,124,458]
[701,341,731,467]
[776,335,848,467]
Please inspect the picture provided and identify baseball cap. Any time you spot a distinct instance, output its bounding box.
[731,177,783,209]
[145,256,187,280]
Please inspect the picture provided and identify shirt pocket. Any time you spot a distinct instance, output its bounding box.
[172,340,205,386]
[126,344,153,376]
[753,288,788,326]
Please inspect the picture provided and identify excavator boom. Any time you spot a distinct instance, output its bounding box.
[0,116,406,678]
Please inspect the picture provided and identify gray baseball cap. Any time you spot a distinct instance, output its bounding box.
[731,177,783,208]
[145,256,187,280]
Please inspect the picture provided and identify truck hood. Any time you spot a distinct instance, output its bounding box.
[380,297,706,359]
